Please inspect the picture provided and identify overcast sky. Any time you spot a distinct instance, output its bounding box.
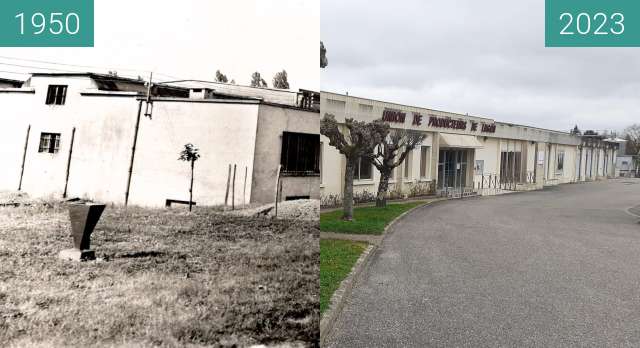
[321,0,639,133]
[0,0,319,91]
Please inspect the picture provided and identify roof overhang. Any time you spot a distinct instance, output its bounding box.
[439,133,484,148]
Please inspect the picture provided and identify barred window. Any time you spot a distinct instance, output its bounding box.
[280,132,320,176]
[46,85,68,105]
[38,133,61,154]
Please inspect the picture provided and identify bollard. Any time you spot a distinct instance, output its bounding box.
[58,203,106,262]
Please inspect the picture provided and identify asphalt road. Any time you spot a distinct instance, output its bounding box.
[327,179,640,347]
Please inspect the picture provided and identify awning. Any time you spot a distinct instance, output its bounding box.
[439,133,484,148]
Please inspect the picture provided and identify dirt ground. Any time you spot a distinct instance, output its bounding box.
[0,199,319,347]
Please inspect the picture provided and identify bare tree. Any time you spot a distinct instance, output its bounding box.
[320,41,328,68]
[272,70,290,89]
[250,72,268,88]
[321,114,389,220]
[215,70,229,83]
[624,124,640,155]
[624,124,640,176]
[371,130,427,207]
[178,143,201,212]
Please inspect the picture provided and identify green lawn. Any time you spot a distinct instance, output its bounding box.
[320,239,367,313]
[320,201,427,235]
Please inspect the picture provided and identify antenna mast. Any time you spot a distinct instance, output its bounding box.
[144,72,154,119]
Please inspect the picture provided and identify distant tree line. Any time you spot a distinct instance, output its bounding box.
[214,69,290,89]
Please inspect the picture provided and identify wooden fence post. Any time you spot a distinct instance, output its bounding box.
[232,164,236,211]
[224,164,231,208]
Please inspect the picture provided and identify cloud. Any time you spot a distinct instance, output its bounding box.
[321,0,640,132]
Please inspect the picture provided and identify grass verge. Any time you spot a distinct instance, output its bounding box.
[320,201,426,235]
[0,203,319,347]
[319,239,367,314]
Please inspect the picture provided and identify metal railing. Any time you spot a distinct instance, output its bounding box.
[475,171,535,195]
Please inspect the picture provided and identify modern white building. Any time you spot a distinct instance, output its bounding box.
[0,73,320,207]
[320,92,618,203]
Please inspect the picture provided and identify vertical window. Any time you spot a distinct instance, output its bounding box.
[356,156,372,180]
[556,151,565,173]
[404,150,412,179]
[420,146,430,178]
[38,133,61,154]
[46,85,68,105]
[280,132,320,175]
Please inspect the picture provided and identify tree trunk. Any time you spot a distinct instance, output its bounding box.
[189,160,194,212]
[376,170,391,208]
[343,158,356,221]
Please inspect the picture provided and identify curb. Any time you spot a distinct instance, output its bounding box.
[319,199,442,346]
[625,205,640,219]
[319,243,375,347]
[320,196,439,213]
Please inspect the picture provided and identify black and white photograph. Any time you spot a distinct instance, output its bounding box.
[0,1,320,347]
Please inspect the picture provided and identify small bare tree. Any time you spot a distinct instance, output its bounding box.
[178,143,201,212]
[371,130,427,207]
[321,114,389,220]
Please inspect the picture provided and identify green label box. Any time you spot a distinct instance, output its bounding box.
[0,0,94,47]
[546,0,640,47]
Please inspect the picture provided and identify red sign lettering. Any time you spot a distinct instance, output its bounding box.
[382,109,406,123]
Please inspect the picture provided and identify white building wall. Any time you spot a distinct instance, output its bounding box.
[127,100,260,207]
[1,75,314,207]
[320,92,591,201]
[251,104,320,203]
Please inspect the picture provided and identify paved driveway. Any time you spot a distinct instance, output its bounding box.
[327,179,640,347]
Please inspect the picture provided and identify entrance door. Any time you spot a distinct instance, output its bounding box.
[438,149,469,194]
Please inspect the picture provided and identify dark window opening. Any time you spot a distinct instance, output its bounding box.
[500,151,523,182]
[285,195,311,201]
[280,132,320,176]
[556,151,565,173]
[38,133,61,154]
[46,85,68,105]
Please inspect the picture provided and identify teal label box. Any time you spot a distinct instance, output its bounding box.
[0,0,94,47]
[546,0,640,47]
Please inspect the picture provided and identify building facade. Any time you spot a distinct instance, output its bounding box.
[320,92,618,203]
[0,73,320,207]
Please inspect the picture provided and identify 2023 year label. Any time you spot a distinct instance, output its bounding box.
[546,0,640,47]
[0,0,93,47]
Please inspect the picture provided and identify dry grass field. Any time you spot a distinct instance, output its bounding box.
[0,202,319,347]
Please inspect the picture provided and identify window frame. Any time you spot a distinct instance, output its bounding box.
[419,146,430,178]
[403,149,412,179]
[355,156,373,181]
[38,132,61,154]
[280,131,320,177]
[45,85,68,105]
[556,150,565,174]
